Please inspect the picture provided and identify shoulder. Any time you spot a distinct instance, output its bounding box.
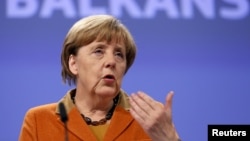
[24,103,57,118]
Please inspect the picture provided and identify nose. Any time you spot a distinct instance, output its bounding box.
[104,54,116,69]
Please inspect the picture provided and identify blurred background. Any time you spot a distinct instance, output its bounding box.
[1,0,250,140]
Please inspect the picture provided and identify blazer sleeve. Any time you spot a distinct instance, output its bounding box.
[19,108,37,141]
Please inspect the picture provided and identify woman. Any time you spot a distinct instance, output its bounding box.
[19,14,181,141]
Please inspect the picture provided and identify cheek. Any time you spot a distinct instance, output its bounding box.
[118,64,126,77]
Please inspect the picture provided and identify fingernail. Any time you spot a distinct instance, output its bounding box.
[169,91,174,94]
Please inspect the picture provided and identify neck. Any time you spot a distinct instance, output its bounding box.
[71,89,119,126]
[74,89,115,120]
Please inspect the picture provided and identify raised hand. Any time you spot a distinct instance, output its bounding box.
[129,91,180,141]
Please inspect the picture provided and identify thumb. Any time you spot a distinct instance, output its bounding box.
[165,91,174,114]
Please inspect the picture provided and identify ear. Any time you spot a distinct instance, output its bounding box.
[69,55,78,75]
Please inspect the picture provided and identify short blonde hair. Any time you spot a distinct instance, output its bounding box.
[61,15,137,85]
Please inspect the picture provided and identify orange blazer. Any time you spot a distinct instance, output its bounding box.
[19,89,151,141]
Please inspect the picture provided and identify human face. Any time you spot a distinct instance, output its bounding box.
[69,41,126,98]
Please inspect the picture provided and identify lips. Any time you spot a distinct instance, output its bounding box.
[102,74,115,84]
[103,74,115,80]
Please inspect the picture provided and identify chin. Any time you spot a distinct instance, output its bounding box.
[95,87,118,98]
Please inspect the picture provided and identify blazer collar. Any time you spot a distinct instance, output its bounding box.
[55,88,133,140]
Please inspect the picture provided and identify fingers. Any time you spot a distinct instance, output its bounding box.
[129,92,152,122]
[129,91,174,122]
[129,91,164,121]
[135,91,161,109]
[129,102,145,123]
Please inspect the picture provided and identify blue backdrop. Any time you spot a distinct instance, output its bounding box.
[1,0,250,140]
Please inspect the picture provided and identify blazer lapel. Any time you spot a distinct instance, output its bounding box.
[103,106,133,141]
[60,107,97,141]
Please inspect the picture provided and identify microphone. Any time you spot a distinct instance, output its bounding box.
[59,102,69,141]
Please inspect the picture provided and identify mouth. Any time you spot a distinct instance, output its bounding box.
[103,74,115,80]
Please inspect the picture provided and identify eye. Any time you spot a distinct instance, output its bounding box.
[94,48,103,55]
[115,51,124,59]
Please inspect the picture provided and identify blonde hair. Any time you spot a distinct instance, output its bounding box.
[61,15,137,85]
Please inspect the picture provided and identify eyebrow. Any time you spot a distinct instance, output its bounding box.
[92,42,125,52]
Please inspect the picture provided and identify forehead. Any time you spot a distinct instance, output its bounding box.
[89,40,126,50]
[95,33,126,46]
[93,31,126,48]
